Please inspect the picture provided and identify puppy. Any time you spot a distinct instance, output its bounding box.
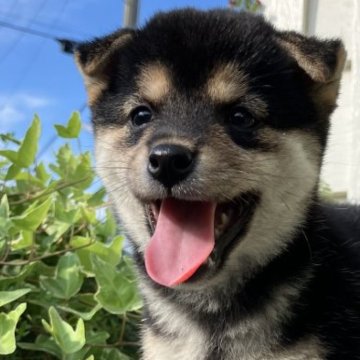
[75,9,360,360]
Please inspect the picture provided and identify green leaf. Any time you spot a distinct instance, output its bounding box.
[0,133,21,145]
[95,209,117,239]
[58,302,101,321]
[85,329,110,345]
[0,150,18,163]
[40,253,84,299]
[17,115,41,167]
[0,195,12,236]
[35,162,51,183]
[92,255,142,314]
[0,113,142,358]
[64,347,91,360]
[0,159,9,169]
[80,205,97,224]
[11,230,33,250]
[11,197,52,231]
[0,289,31,307]
[42,306,86,354]
[87,187,106,207]
[14,171,45,187]
[72,154,93,190]
[54,112,82,138]
[0,262,52,288]
[67,112,82,137]
[5,163,21,180]
[45,220,72,242]
[71,235,123,275]
[0,195,9,219]
[18,334,63,359]
[0,303,27,355]
[93,348,131,360]
[54,200,80,224]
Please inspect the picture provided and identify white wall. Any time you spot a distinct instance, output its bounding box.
[263,0,359,201]
[348,0,360,201]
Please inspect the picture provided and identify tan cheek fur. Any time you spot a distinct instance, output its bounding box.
[200,130,321,292]
[94,127,150,249]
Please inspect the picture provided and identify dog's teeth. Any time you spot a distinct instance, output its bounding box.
[214,210,233,239]
[150,202,160,221]
[221,213,228,225]
[215,228,221,238]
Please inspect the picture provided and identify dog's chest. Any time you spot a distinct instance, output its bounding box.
[143,326,325,360]
[142,302,325,360]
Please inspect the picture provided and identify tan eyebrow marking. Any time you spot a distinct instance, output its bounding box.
[206,63,248,103]
[136,63,172,104]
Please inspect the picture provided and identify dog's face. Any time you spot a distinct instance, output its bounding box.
[76,9,345,289]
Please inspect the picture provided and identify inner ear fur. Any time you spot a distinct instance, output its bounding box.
[74,29,134,105]
[277,31,346,112]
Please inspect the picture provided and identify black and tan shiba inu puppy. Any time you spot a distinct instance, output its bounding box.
[75,8,360,360]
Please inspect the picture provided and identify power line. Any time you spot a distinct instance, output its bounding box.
[0,0,78,104]
[0,0,48,63]
[0,19,72,41]
[1,0,89,160]
[0,5,80,125]
[0,10,93,38]
[0,19,79,55]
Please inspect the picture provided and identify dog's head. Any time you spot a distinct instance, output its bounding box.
[75,9,345,289]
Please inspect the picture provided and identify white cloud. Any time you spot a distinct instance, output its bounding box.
[0,104,25,125]
[19,93,51,108]
[0,92,52,132]
[82,122,93,133]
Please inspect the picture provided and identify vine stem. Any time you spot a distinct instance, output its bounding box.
[0,241,95,266]
[8,177,90,206]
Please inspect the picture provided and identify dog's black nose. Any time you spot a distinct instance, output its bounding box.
[148,144,195,188]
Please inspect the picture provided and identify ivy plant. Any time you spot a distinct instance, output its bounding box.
[0,113,141,359]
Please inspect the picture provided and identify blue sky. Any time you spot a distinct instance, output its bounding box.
[0,0,227,160]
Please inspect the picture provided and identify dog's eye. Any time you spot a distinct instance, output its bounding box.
[130,106,153,127]
[228,107,256,130]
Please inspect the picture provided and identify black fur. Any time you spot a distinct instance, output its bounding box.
[76,8,359,360]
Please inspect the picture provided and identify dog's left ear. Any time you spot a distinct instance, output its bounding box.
[277,31,346,112]
[74,29,135,105]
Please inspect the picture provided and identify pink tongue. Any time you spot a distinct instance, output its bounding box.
[145,198,216,287]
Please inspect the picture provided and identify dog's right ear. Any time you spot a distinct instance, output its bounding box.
[276,31,346,114]
[74,29,135,105]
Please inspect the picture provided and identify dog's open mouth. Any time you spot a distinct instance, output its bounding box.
[144,194,257,287]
